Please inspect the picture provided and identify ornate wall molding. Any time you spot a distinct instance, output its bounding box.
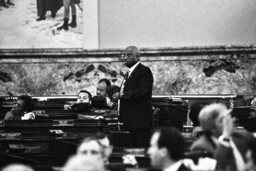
[1,45,256,63]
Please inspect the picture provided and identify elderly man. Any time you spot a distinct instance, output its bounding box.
[113,46,153,147]
[63,136,105,171]
[190,103,253,171]
[147,127,191,171]
[76,136,105,160]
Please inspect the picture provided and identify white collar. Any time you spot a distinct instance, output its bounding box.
[164,160,183,171]
[128,61,140,76]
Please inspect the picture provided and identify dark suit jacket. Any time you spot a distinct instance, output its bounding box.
[190,133,216,155]
[120,63,153,131]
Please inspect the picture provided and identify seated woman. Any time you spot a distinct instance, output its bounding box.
[4,95,35,120]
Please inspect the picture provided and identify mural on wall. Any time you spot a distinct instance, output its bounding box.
[0,57,256,97]
[0,0,83,48]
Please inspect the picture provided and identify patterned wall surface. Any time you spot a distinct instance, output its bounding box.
[0,56,256,97]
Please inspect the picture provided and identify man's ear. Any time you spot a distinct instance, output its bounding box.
[159,147,168,157]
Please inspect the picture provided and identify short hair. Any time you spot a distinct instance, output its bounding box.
[125,46,140,58]
[18,95,34,112]
[154,127,185,161]
[198,103,230,132]
[78,90,92,101]
[98,79,111,88]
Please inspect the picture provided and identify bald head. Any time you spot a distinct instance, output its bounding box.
[125,46,140,57]
[122,46,140,68]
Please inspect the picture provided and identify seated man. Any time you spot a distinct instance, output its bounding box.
[63,136,105,171]
[76,136,105,160]
[62,154,105,171]
[190,103,253,171]
[147,127,191,171]
[65,90,92,112]
[4,95,35,120]
[92,79,112,109]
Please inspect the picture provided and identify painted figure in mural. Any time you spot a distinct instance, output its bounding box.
[4,95,35,120]
[147,127,191,171]
[36,0,63,21]
[113,45,154,147]
[57,0,77,31]
[0,0,14,8]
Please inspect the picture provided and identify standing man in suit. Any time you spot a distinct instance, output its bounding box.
[113,46,154,147]
[147,127,191,171]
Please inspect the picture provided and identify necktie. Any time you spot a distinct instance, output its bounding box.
[120,71,129,96]
[124,71,129,80]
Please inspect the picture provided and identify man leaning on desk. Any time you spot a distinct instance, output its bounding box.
[113,46,154,147]
[4,95,35,120]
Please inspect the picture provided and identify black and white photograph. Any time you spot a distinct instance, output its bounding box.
[1,0,256,171]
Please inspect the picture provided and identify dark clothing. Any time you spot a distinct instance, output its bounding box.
[119,63,153,147]
[49,0,63,14]
[37,0,46,17]
[4,111,21,120]
[177,163,192,171]
[129,130,151,147]
[190,133,216,155]
[37,0,63,17]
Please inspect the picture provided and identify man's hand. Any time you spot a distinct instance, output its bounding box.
[112,92,120,100]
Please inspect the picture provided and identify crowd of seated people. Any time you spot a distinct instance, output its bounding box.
[2,78,120,121]
[68,78,119,110]
[0,119,256,171]
[2,82,256,171]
